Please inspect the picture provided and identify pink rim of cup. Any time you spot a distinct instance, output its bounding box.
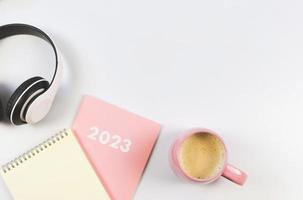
[169,128,247,185]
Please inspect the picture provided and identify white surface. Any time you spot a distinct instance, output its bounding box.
[0,0,302,199]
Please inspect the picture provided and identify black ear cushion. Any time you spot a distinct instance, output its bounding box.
[0,99,3,121]
[6,76,49,125]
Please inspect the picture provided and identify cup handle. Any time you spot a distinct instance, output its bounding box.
[222,164,247,185]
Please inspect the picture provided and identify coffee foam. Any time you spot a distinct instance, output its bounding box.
[179,132,225,180]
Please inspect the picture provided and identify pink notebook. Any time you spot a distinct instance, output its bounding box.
[73,96,161,200]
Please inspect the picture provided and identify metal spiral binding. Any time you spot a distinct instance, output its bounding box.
[1,129,69,174]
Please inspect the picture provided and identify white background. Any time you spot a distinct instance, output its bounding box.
[0,0,303,199]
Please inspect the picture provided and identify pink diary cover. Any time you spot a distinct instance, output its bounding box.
[73,96,161,200]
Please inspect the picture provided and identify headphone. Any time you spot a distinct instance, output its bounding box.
[0,23,62,125]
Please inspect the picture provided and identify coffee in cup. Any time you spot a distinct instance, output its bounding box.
[170,128,247,185]
[179,132,225,180]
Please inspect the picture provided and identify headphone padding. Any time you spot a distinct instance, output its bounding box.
[0,99,3,121]
[6,76,49,125]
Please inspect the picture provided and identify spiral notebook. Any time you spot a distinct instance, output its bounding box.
[0,129,110,200]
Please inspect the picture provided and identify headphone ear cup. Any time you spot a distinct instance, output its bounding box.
[6,76,49,125]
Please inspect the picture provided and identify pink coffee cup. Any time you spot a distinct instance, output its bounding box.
[169,128,247,185]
